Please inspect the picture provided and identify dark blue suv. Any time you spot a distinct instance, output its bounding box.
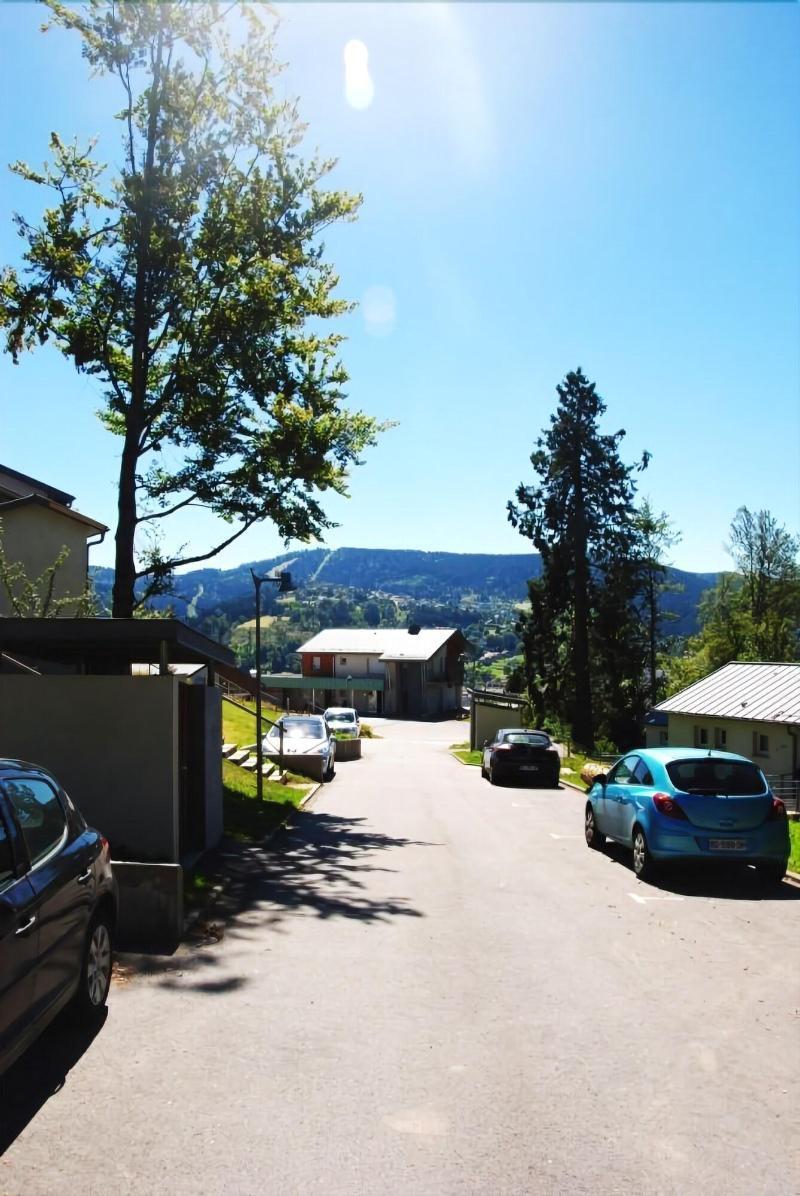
[0,760,117,1075]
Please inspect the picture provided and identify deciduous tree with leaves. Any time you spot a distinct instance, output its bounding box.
[1,1,383,616]
[665,508,800,693]
[508,369,649,750]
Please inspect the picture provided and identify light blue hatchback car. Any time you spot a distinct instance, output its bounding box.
[584,747,790,885]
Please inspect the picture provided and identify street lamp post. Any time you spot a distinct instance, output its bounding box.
[251,568,295,802]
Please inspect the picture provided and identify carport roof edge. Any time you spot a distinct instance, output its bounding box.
[0,617,236,670]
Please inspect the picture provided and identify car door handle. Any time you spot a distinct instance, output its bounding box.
[76,867,93,885]
[15,915,37,937]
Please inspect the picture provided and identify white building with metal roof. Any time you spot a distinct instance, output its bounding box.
[655,662,800,782]
[263,626,468,717]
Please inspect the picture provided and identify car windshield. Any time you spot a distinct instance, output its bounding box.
[666,759,768,796]
[271,718,326,740]
[503,732,550,747]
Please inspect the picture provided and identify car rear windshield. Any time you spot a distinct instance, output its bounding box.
[666,759,767,796]
[274,718,325,739]
[504,732,550,747]
[328,713,355,723]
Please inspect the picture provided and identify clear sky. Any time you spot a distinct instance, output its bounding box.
[1,2,798,576]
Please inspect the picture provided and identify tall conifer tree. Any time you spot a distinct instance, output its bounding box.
[508,369,648,749]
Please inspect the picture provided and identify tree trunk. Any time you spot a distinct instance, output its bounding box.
[111,432,140,617]
[111,24,164,619]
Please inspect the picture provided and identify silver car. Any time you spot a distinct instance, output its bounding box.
[262,716,335,782]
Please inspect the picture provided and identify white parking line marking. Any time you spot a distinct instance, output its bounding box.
[627,892,685,904]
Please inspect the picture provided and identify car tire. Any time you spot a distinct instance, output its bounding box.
[480,762,488,779]
[756,860,786,888]
[489,764,499,786]
[632,825,658,883]
[73,911,113,1021]
[585,804,605,850]
[323,758,334,783]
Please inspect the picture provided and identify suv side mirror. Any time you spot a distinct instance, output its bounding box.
[594,773,607,787]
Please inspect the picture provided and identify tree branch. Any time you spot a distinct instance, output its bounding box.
[134,516,259,578]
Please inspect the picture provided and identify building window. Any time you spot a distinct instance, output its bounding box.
[340,656,347,665]
[693,726,709,747]
[752,732,769,757]
[312,656,321,673]
[714,727,727,749]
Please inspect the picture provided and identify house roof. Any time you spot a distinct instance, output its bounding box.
[0,464,75,507]
[0,493,107,534]
[297,627,462,663]
[655,662,800,726]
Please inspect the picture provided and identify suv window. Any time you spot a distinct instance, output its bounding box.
[4,778,68,866]
[0,807,15,891]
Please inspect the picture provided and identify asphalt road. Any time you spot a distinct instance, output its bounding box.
[2,718,799,1195]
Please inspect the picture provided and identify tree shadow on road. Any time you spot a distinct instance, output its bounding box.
[118,809,438,991]
[0,1007,108,1156]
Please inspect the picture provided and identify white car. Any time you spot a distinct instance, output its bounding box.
[262,715,335,781]
[324,707,361,738]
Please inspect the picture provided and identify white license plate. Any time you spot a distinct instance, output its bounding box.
[709,839,747,852]
[519,764,539,772]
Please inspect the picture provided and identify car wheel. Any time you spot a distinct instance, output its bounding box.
[632,825,658,883]
[323,757,334,782]
[480,760,488,779]
[756,860,786,888]
[73,911,113,1020]
[489,763,499,786]
[585,804,605,850]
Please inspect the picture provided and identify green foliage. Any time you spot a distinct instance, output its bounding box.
[664,508,800,694]
[508,369,650,750]
[1,1,384,616]
[789,821,800,875]
[631,500,682,707]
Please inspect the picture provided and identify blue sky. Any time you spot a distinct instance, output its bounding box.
[1,2,798,575]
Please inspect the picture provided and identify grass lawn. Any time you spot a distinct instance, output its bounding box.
[449,742,482,767]
[561,752,608,791]
[222,758,310,841]
[222,696,281,746]
[788,820,800,875]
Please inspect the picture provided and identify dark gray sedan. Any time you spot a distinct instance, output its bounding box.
[481,728,561,787]
[0,760,117,1075]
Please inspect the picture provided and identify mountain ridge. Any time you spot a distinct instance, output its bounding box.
[91,545,717,637]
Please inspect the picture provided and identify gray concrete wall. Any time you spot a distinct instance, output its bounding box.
[471,701,524,751]
[0,675,179,861]
[113,861,183,954]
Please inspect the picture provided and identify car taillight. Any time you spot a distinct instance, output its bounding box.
[652,792,688,820]
[767,797,786,821]
[493,744,512,752]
